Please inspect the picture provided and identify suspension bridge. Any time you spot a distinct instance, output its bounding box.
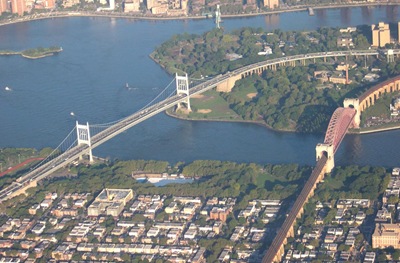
[0,73,228,202]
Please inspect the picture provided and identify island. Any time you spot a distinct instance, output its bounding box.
[0,46,63,59]
[152,26,400,133]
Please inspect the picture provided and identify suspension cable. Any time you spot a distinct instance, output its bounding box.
[91,77,176,128]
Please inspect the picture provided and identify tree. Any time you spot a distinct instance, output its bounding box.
[393,250,400,260]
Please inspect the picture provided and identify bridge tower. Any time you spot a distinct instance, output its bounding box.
[387,49,395,63]
[175,73,191,112]
[316,143,334,173]
[76,121,94,163]
[215,4,221,29]
[343,98,360,128]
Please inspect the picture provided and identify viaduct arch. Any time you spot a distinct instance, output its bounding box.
[215,50,379,92]
[344,75,400,128]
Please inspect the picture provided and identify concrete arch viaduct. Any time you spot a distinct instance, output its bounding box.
[216,49,381,92]
[344,75,400,128]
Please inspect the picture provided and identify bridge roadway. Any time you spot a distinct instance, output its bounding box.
[0,49,393,202]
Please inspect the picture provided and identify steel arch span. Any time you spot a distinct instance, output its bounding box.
[324,107,356,153]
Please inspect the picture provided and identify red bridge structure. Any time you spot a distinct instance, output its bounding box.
[262,107,356,263]
[263,75,400,262]
[316,107,356,173]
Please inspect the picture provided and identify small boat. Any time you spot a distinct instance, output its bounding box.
[4,87,11,91]
[125,83,129,88]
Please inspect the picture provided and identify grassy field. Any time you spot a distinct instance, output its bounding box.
[229,84,258,102]
[361,94,393,120]
[173,89,242,120]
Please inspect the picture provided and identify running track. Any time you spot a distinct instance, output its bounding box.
[0,158,44,177]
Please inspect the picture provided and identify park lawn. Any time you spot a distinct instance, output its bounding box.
[188,90,242,120]
[230,84,258,102]
[362,95,392,119]
[362,92,400,121]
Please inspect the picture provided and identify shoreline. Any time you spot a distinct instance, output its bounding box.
[166,109,400,135]
[3,4,400,136]
[0,2,399,28]
[0,48,62,59]
[165,110,302,133]
[359,124,400,134]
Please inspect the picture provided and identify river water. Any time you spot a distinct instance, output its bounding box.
[1,6,400,167]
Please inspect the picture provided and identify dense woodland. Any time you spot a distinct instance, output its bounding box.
[153,26,400,132]
[152,27,370,77]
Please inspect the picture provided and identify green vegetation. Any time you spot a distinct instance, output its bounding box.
[2,159,311,218]
[0,46,62,59]
[360,92,398,125]
[315,165,389,201]
[0,148,45,189]
[154,25,400,133]
[1,156,392,260]
[172,63,363,132]
[170,89,242,120]
[298,165,388,226]
[294,165,389,255]
[222,66,347,132]
[0,158,314,260]
[152,27,369,77]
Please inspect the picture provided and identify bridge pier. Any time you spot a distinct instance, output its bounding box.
[316,144,334,173]
[343,98,360,128]
[387,49,395,63]
[76,121,94,163]
[216,73,242,92]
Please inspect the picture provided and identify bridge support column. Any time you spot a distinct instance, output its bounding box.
[387,49,395,63]
[175,73,191,111]
[76,121,94,163]
[343,98,360,128]
[216,73,242,92]
[316,143,334,173]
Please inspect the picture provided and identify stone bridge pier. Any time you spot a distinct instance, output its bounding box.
[216,74,242,92]
[343,98,360,128]
[316,143,334,173]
